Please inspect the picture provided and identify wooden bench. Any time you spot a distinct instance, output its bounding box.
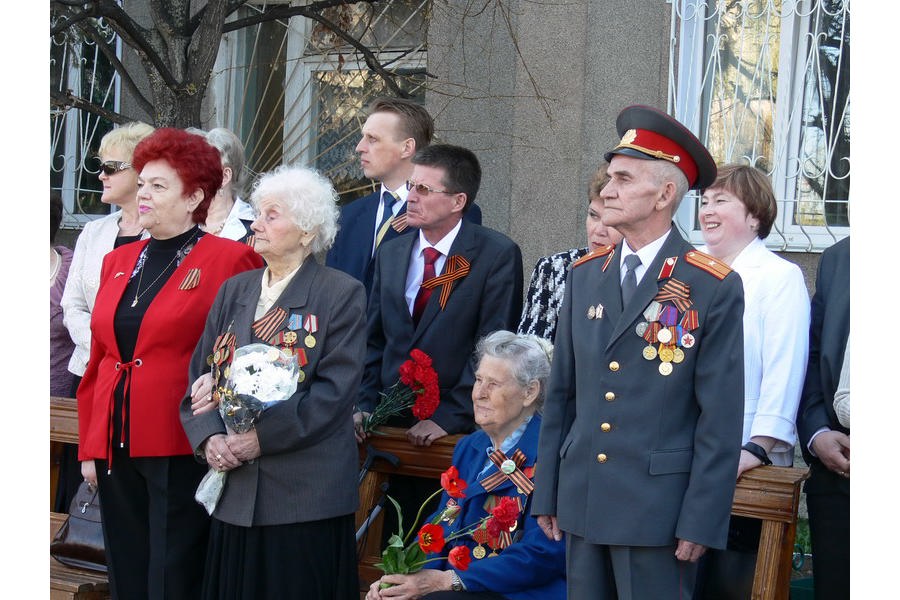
[50,396,110,600]
[356,427,809,600]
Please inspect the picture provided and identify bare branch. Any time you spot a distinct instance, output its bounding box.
[189,0,249,35]
[51,89,131,125]
[76,21,156,116]
[221,1,406,97]
[50,2,100,36]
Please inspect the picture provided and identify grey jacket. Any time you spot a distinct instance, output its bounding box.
[180,257,366,527]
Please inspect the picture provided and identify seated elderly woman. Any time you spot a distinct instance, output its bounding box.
[180,165,367,600]
[366,330,566,600]
[518,164,623,342]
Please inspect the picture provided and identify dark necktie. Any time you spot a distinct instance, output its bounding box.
[412,247,441,326]
[621,253,642,306]
[374,191,396,252]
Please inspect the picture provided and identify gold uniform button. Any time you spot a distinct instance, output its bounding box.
[601,423,611,432]
[605,392,615,401]
[609,361,620,372]
[596,453,608,463]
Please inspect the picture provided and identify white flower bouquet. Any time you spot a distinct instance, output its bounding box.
[195,343,299,514]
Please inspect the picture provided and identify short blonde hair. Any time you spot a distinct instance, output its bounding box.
[250,165,340,255]
[98,121,155,160]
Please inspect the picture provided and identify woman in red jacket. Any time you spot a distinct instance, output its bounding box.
[77,128,263,600]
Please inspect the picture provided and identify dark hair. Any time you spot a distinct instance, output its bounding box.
[366,97,434,153]
[50,191,63,243]
[411,144,482,209]
[131,128,223,224]
[705,163,777,239]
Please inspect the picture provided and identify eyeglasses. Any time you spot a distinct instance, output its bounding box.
[99,160,132,176]
[406,180,456,196]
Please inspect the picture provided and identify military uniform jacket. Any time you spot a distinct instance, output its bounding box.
[180,257,367,527]
[533,227,745,549]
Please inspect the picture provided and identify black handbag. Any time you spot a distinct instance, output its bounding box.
[50,480,107,572]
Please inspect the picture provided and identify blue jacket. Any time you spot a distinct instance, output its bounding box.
[423,414,566,600]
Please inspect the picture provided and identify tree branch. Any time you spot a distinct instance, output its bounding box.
[51,89,131,125]
[76,21,156,117]
[221,1,407,97]
[50,2,100,37]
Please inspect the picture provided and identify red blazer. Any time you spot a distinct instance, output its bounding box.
[77,234,263,461]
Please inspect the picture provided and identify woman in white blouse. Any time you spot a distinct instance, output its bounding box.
[61,122,154,389]
[694,164,810,599]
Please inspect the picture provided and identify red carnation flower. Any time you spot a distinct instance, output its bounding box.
[410,348,432,368]
[440,466,468,499]
[417,523,446,554]
[486,497,519,537]
[448,545,472,571]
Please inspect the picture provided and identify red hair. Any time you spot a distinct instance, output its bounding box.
[132,128,223,224]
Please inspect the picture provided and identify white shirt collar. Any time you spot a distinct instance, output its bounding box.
[620,227,671,285]
[415,218,462,258]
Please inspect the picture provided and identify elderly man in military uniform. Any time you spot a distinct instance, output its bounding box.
[533,105,745,599]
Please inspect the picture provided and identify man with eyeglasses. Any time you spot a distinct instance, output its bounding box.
[355,143,522,447]
[326,97,481,295]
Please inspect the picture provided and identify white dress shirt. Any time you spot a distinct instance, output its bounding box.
[619,228,671,287]
[700,237,810,465]
[404,220,463,315]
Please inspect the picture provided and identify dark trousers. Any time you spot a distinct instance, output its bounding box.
[693,516,760,599]
[96,447,209,600]
[805,463,850,600]
[566,533,699,600]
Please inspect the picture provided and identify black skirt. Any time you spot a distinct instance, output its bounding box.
[202,514,359,600]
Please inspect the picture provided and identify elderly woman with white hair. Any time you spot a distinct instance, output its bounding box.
[180,165,367,600]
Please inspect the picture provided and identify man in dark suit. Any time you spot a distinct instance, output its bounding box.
[326,97,481,294]
[533,105,745,599]
[796,236,850,600]
[354,143,522,446]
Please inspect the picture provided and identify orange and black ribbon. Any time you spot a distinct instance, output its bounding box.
[654,278,692,312]
[420,255,470,309]
[251,306,287,343]
[178,268,201,290]
[479,449,534,495]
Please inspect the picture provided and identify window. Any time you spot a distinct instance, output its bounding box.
[50,15,120,227]
[670,0,850,251]
[210,0,428,204]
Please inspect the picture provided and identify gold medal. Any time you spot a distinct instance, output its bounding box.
[266,347,280,361]
[206,354,214,367]
[473,546,487,559]
[658,361,673,376]
[587,305,596,319]
[283,331,297,345]
[673,348,685,363]
[305,334,316,348]
[658,346,675,363]
[223,366,231,379]
[297,369,306,383]
[642,345,658,360]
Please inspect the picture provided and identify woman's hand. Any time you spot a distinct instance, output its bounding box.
[81,460,97,488]
[365,570,453,599]
[190,373,218,415]
[226,429,261,463]
[204,433,242,472]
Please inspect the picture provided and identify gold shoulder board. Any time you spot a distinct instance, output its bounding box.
[572,245,615,269]
[685,250,733,280]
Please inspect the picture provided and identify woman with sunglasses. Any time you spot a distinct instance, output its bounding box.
[76,128,263,600]
[56,121,155,512]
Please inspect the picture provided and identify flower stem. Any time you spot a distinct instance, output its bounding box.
[403,488,444,546]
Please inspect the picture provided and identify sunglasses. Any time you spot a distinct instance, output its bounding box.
[406,180,456,196]
[99,160,132,176]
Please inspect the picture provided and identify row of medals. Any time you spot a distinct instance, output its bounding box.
[634,301,695,376]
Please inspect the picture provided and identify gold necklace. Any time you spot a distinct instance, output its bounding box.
[130,230,199,308]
